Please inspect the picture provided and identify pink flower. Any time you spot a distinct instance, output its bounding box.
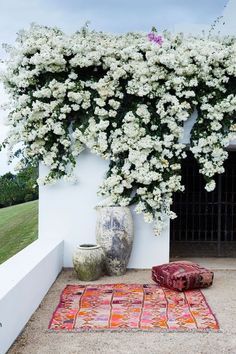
[147,32,155,41]
[147,32,163,46]
[154,35,163,45]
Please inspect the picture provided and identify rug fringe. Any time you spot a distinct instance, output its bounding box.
[46,328,221,334]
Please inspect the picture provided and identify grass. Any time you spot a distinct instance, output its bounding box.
[0,200,38,265]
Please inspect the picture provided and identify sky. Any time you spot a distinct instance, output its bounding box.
[0,0,229,174]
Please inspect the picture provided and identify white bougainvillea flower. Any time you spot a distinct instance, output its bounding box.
[1,23,236,235]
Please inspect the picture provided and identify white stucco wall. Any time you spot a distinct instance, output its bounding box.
[38,111,236,269]
[39,150,170,269]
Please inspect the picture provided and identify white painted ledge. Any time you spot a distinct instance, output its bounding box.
[0,239,64,354]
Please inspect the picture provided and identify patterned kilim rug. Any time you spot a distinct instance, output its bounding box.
[48,284,219,332]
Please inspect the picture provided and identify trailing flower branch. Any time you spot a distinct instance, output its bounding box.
[1,24,236,234]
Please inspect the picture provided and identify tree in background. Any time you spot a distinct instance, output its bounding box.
[0,166,38,208]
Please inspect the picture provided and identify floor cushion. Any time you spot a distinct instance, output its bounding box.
[152,261,214,291]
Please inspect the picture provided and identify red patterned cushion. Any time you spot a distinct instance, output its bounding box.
[152,261,214,291]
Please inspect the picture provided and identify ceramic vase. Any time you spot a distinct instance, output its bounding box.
[73,244,105,281]
[96,206,134,276]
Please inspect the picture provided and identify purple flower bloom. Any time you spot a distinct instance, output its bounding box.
[147,32,155,41]
[147,32,163,46]
[154,35,163,45]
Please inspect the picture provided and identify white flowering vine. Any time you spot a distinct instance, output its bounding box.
[1,24,236,235]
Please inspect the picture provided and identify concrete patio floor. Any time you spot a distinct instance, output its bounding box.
[8,259,236,354]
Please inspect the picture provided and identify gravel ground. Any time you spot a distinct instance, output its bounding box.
[7,264,236,354]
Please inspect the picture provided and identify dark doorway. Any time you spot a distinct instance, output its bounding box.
[170,151,236,257]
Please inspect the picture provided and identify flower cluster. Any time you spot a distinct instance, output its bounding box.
[1,24,236,235]
[147,32,163,45]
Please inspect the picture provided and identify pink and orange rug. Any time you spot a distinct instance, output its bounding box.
[48,284,219,332]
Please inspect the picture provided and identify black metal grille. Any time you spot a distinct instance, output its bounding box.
[170,151,236,257]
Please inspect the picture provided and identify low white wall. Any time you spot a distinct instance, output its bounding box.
[39,150,170,268]
[0,239,64,354]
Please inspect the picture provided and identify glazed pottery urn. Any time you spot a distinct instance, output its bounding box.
[73,244,105,281]
[96,206,134,276]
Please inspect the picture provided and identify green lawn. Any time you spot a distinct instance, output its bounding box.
[0,200,38,265]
